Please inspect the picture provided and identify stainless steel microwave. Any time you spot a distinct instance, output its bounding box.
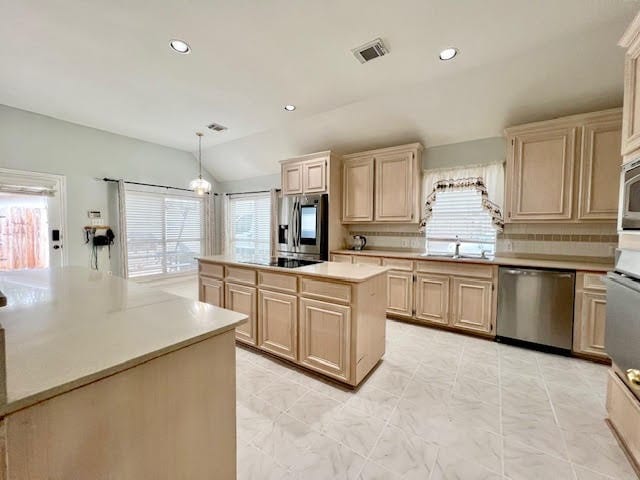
[622,159,640,230]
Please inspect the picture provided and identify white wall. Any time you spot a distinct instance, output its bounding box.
[0,104,217,270]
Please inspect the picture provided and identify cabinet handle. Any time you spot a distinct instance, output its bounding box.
[627,369,640,390]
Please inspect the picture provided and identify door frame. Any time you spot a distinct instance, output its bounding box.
[0,167,69,267]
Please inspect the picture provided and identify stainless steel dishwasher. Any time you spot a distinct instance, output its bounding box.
[497,267,575,353]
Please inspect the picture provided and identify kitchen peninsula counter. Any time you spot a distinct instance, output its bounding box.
[198,256,389,386]
[0,267,246,479]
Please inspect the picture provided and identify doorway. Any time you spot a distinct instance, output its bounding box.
[0,168,67,271]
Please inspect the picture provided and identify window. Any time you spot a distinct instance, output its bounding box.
[228,193,271,257]
[125,190,204,278]
[425,189,497,256]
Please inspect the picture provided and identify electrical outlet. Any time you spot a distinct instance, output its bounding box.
[400,239,408,248]
[504,240,513,252]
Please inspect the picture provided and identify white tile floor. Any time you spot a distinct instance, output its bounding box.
[235,319,638,480]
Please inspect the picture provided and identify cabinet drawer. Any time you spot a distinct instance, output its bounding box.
[199,262,224,279]
[331,254,353,264]
[225,266,257,285]
[353,256,382,266]
[583,272,606,291]
[300,277,352,304]
[416,260,493,279]
[382,258,414,271]
[258,271,297,293]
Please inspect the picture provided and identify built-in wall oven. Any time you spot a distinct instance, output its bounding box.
[277,193,328,261]
[621,158,640,230]
[604,249,640,402]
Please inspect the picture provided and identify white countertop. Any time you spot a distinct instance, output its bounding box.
[198,255,390,282]
[332,249,614,273]
[0,267,247,415]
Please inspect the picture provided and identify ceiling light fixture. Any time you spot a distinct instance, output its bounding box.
[189,132,211,195]
[284,104,296,111]
[439,47,458,61]
[170,39,191,54]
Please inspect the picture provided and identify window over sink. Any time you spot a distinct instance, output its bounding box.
[424,189,497,257]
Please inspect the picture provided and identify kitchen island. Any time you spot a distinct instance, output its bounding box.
[0,267,247,480]
[198,255,389,386]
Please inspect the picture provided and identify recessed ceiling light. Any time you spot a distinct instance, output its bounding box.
[170,39,191,54]
[439,47,458,61]
[284,104,296,111]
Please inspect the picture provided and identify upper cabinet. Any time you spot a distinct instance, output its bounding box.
[505,109,622,223]
[280,152,329,195]
[620,14,640,159]
[342,143,423,224]
[342,156,374,222]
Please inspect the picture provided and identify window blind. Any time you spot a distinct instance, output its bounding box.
[228,193,271,257]
[425,189,496,255]
[125,191,204,278]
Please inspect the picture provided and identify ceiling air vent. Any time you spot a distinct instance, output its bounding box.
[352,38,388,64]
[207,122,227,132]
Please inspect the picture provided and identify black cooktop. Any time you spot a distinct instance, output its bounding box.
[239,257,322,269]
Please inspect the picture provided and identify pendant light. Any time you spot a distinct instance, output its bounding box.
[189,132,211,195]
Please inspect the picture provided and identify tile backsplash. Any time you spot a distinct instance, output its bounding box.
[346,222,617,258]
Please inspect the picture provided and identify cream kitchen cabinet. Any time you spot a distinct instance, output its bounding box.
[280,153,329,195]
[578,118,623,220]
[342,143,423,224]
[414,273,449,325]
[342,156,374,222]
[225,283,258,346]
[375,149,418,222]
[330,254,353,263]
[573,271,608,360]
[505,109,622,223]
[620,16,640,158]
[198,258,387,387]
[258,289,297,362]
[506,125,577,222]
[353,255,382,266]
[281,162,303,195]
[386,270,414,318]
[199,276,224,307]
[298,297,352,382]
[450,277,494,334]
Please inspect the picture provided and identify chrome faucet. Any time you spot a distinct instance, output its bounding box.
[453,236,461,259]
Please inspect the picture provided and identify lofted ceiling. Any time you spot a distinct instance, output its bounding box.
[1,0,638,181]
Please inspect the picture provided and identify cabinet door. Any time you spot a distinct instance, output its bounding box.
[387,270,413,318]
[451,277,493,334]
[303,159,327,193]
[282,163,303,195]
[342,157,374,222]
[575,291,608,358]
[507,127,577,221]
[258,290,297,361]
[299,298,351,382]
[415,273,449,325]
[199,277,224,307]
[330,254,353,263]
[225,283,257,345]
[622,41,640,156]
[374,150,415,222]
[578,119,622,220]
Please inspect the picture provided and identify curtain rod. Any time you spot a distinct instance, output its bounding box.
[225,188,280,196]
[101,177,218,195]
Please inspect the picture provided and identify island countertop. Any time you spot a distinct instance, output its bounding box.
[198,255,391,282]
[0,267,247,416]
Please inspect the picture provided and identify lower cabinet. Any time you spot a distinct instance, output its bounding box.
[387,270,414,317]
[415,273,449,325]
[299,297,351,382]
[450,278,494,334]
[225,282,258,345]
[573,272,608,359]
[258,290,298,361]
[200,276,224,307]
